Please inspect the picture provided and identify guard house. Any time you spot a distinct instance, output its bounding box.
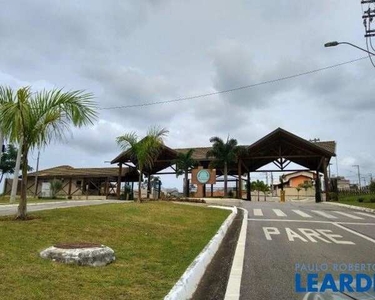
[111,128,336,202]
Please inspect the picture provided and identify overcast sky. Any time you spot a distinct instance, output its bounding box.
[1,0,374,190]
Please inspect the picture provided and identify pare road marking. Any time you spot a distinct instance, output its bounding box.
[262,227,355,245]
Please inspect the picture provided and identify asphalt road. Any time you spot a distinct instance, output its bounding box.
[0,200,125,216]
[239,200,375,300]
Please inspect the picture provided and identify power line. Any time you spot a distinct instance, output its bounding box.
[98,56,368,110]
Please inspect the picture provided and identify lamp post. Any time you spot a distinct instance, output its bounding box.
[324,41,375,56]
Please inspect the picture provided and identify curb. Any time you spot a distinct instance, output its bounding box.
[224,207,248,300]
[164,206,237,300]
[322,202,375,214]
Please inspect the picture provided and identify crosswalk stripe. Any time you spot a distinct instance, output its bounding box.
[253,209,263,216]
[273,209,287,217]
[292,210,312,218]
[355,212,375,219]
[311,210,337,219]
[333,211,363,220]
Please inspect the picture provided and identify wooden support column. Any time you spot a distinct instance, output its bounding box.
[237,160,242,199]
[147,174,151,199]
[211,184,214,197]
[34,178,39,197]
[203,184,206,197]
[247,172,251,201]
[68,178,72,198]
[117,163,122,199]
[315,169,321,203]
[323,158,330,201]
[104,178,109,199]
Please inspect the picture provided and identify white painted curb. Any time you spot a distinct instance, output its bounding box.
[164,206,237,300]
[224,207,248,300]
[323,202,375,214]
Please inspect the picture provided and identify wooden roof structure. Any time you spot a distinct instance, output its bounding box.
[111,128,336,175]
[27,165,139,181]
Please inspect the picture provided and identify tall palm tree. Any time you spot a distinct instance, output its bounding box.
[116,126,168,203]
[0,86,97,219]
[206,136,239,197]
[174,149,198,197]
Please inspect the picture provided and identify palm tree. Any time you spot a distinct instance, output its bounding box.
[116,126,168,203]
[174,149,198,197]
[296,186,302,200]
[0,86,97,219]
[251,180,263,201]
[206,136,239,197]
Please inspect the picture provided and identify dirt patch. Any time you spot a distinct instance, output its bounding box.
[192,209,243,300]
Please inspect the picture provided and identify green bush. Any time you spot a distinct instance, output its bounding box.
[328,192,338,201]
[358,197,365,202]
[370,198,375,203]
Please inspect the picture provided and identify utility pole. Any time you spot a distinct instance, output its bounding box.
[352,165,361,190]
[362,177,367,187]
[34,150,40,197]
[369,173,373,183]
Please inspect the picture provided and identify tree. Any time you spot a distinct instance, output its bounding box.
[116,126,168,203]
[0,144,33,183]
[369,181,375,193]
[0,86,97,219]
[260,182,270,201]
[299,181,313,196]
[206,136,239,197]
[296,186,302,200]
[174,149,198,197]
[50,179,63,199]
[251,180,269,201]
[251,180,262,201]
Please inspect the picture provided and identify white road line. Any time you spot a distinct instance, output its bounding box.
[273,209,287,217]
[333,211,363,220]
[292,210,312,218]
[247,218,375,226]
[311,210,337,219]
[333,223,375,244]
[253,209,263,216]
[248,218,332,224]
[355,212,375,219]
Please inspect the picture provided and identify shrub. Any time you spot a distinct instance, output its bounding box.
[328,192,338,201]
[358,197,364,202]
[370,198,375,203]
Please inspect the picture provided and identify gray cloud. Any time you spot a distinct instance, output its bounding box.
[0,0,374,191]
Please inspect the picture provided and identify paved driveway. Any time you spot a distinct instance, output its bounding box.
[239,200,375,300]
[0,200,126,216]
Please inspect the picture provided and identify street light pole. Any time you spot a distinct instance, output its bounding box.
[324,41,375,56]
[352,165,361,190]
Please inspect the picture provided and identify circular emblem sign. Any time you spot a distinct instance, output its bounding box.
[197,169,210,184]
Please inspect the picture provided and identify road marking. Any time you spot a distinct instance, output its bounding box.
[292,210,312,218]
[253,209,263,216]
[333,223,375,244]
[333,211,363,220]
[354,212,375,219]
[263,227,280,240]
[262,227,355,244]
[247,218,375,225]
[311,210,337,219]
[273,209,287,217]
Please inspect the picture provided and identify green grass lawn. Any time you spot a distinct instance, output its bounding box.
[338,194,375,209]
[0,202,229,300]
